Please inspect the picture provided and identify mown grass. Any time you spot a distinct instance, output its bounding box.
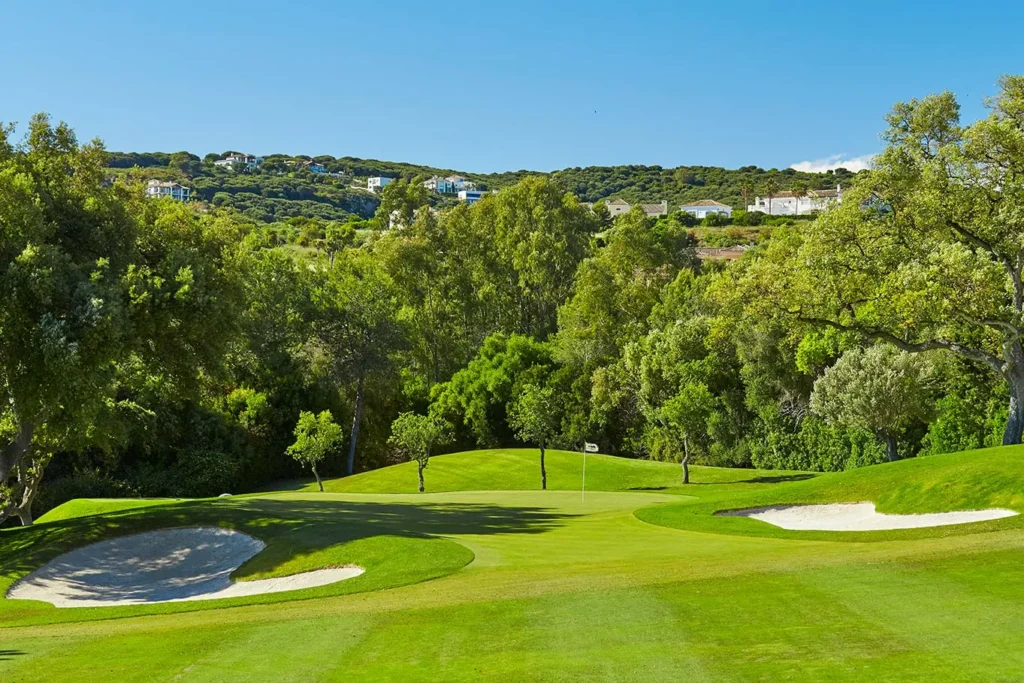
[2,447,1024,681]
[277,448,815,495]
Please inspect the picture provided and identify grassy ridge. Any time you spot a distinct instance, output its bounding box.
[284,448,813,495]
[637,445,1024,541]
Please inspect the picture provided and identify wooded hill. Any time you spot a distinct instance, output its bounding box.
[108,150,863,223]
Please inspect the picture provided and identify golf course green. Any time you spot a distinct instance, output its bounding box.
[3,447,1024,681]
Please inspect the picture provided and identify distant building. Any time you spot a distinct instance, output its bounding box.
[214,153,263,172]
[604,198,632,217]
[368,176,393,192]
[640,201,669,218]
[458,189,496,205]
[424,175,476,194]
[303,161,328,174]
[145,180,191,202]
[600,198,668,218]
[747,186,842,215]
[680,199,733,219]
[424,176,457,194]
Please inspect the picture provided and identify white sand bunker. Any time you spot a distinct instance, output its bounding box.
[7,527,364,608]
[720,502,1018,531]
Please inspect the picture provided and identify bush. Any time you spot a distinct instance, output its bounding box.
[732,210,764,226]
[701,212,730,227]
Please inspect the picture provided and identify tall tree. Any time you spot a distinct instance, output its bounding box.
[309,253,405,475]
[743,77,1024,444]
[0,115,241,524]
[760,177,780,215]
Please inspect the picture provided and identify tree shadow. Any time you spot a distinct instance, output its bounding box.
[0,650,26,660]
[1,497,576,594]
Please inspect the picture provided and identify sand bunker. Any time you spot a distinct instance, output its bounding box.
[720,502,1018,531]
[7,527,364,608]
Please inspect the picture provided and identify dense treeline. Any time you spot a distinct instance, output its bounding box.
[5,77,1024,525]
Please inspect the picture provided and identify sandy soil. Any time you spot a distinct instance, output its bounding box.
[720,502,1018,531]
[7,526,364,608]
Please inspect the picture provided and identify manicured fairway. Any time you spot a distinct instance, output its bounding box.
[2,448,1024,681]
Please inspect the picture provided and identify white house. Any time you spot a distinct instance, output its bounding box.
[747,185,842,215]
[446,175,475,191]
[145,180,191,202]
[214,153,263,171]
[423,176,457,193]
[459,189,496,205]
[680,199,733,219]
[368,176,393,192]
[604,198,632,217]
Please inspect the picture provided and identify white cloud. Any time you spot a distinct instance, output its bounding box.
[790,153,874,173]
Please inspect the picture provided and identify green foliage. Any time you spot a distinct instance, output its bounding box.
[388,412,453,491]
[287,410,343,490]
[810,345,935,460]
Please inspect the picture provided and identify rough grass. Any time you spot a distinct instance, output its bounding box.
[3,447,1024,681]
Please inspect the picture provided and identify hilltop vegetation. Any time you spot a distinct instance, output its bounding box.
[106,150,858,227]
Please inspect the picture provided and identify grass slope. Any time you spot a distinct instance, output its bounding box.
[3,447,1024,681]
[281,448,814,495]
[638,445,1024,541]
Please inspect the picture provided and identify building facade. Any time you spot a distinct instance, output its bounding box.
[747,186,842,215]
[368,176,394,192]
[145,180,191,202]
[680,199,733,218]
[214,153,263,171]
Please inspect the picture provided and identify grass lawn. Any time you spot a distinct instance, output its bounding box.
[2,447,1024,681]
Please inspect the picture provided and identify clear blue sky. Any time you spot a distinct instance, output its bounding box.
[3,0,1021,173]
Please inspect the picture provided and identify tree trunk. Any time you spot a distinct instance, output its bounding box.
[15,503,33,526]
[881,433,899,462]
[312,464,323,492]
[681,433,690,484]
[1003,366,1024,445]
[0,420,34,486]
[347,372,366,476]
[418,460,426,493]
[540,441,547,490]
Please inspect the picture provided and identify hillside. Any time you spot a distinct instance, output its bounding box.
[278,448,813,495]
[108,149,864,224]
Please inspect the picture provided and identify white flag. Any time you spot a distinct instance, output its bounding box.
[584,442,599,453]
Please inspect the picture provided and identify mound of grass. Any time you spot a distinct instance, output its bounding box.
[36,498,185,524]
[281,448,813,495]
[638,445,1024,541]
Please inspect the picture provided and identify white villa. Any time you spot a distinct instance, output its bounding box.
[423,175,477,194]
[302,161,328,174]
[602,198,669,218]
[459,189,496,205]
[214,153,263,171]
[680,199,733,218]
[747,185,842,215]
[145,180,191,202]
[368,176,394,192]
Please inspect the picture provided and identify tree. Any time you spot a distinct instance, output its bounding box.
[388,412,452,492]
[739,178,755,209]
[507,383,561,489]
[309,253,406,475]
[287,411,343,491]
[657,383,715,483]
[744,77,1024,444]
[0,115,241,525]
[789,182,808,215]
[810,345,935,461]
[760,177,780,215]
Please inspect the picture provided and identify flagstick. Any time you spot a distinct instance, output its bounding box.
[581,443,587,503]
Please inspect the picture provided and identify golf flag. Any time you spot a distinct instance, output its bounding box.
[584,442,599,453]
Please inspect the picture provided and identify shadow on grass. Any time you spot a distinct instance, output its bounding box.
[0,497,575,589]
[0,650,26,660]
